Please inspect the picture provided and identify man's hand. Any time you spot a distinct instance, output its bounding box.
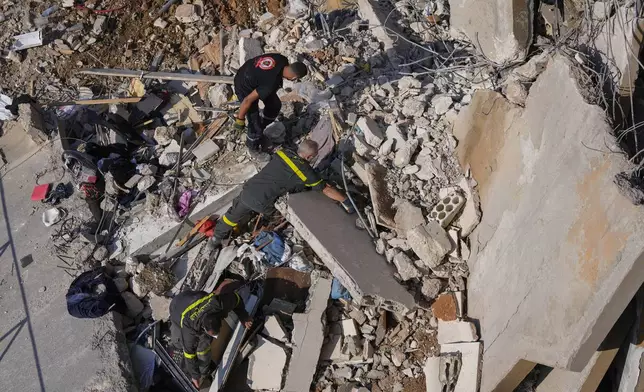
[243,320,253,329]
[192,378,201,388]
[341,198,355,214]
[233,118,246,132]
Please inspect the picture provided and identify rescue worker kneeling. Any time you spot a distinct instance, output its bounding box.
[169,290,253,389]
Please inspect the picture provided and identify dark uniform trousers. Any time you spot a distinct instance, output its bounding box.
[213,194,276,241]
[236,89,282,150]
[170,320,212,375]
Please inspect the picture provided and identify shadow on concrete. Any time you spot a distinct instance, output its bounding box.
[0,178,46,392]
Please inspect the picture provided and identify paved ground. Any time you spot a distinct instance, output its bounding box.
[0,126,128,392]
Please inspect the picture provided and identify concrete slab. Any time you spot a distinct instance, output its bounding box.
[356,0,409,57]
[279,192,415,312]
[247,336,287,391]
[283,273,332,392]
[366,162,396,229]
[450,0,533,64]
[441,342,482,392]
[454,55,644,391]
[122,161,257,256]
[263,315,288,342]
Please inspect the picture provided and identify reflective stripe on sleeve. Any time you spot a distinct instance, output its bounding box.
[184,352,196,359]
[276,150,307,182]
[305,179,323,187]
[181,293,215,327]
[222,215,237,227]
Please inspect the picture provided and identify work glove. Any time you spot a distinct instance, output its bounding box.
[341,198,356,214]
[233,118,246,132]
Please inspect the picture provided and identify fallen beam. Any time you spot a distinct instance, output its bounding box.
[78,68,234,84]
[278,192,415,312]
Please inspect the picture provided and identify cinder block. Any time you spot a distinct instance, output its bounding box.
[429,192,466,228]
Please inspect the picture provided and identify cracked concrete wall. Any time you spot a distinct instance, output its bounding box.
[454,54,644,392]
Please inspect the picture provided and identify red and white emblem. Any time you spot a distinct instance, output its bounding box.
[255,56,276,70]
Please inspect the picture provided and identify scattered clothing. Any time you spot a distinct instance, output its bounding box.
[66,267,125,319]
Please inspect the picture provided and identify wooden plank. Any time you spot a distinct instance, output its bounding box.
[78,68,234,84]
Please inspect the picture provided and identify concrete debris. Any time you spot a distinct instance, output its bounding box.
[175,4,200,24]
[121,291,144,318]
[432,293,459,322]
[424,357,444,391]
[393,252,421,281]
[248,337,287,391]
[239,37,263,66]
[429,192,466,228]
[440,342,482,392]
[394,200,425,233]
[366,162,397,229]
[455,177,481,237]
[407,221,452,270]
[421,278,442,300]
[385,125,407,151]
[263,315,288,342]
[504,79,529,106]
[432,94,454,115]
[437,320,478,344]
[208,84,232,108]
[356,117,385,148]
[191,139,220,162]
[393,139,419,168]
[148,293,171,322]
[154,126,175,146]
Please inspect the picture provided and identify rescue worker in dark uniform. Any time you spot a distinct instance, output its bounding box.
[169,290,252,389]
[233,53,308,161]
[211,139,355,246]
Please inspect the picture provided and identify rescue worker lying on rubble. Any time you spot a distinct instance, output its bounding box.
[233,53,308,161]
[169,289,253,388]
[210,139,355,248]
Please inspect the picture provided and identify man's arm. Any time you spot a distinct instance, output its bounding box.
[322,184,347,202]
[237,90,260,120]
[220,292,251,322]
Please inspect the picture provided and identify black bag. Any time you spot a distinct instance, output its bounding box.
[66,267,125,319]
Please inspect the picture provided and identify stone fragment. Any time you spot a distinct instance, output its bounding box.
[424,357,443,391]
[386,124,407,151]
[398,76,422,90]
[504,79,528,106]
[432,94,453,115]
[92,15,106,35]
[593,1,613,21]
[366,370,386,380]
[148,293,171,321]
[432,293,458,321]
[438,320,478,344]
[394,139,419,167]
[175,4,200,23]
[456,177,481,237]
[349,308,367,325]
[366,162,396,229]
[407,221,452,270]
[248,336,287,390]
[93,246,108,261]
[263,315,288,342]
[113,277,128,293]
[402,97,426,117]
[393,252,421,281]
[394,200,425,233]
[192,139,220,162]
[153,18,168,29]
[379,139,394,156]
[137,176,155,192]
[154,126,175,146]
[334,367,353,379]
[208,84,232,108]
[402,165,419,175]
[421,278,442,300]
[18,103,48,144]
[391,348,405,367]
[239,37,263,66]
[511,51,550,81]
[356,117,385,148]
[353,134,372,157]
[121,291,144,318]
[130,276,150,298]
[342,319,360,337]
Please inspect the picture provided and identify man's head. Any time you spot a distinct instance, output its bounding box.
[202,313,222,338]
[298,139,319,162]
[283,62,308,81]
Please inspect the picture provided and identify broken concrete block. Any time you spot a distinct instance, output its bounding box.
[385,124,407,151]
[402,97,426,117]
[366,162,397,229]
[356,117,384,148]
[450,0,532,64]
[394,139,419,168]
[504,79,529,106]
[349,308,367,325]
[320,334,347,362]
[407,221,452,270]
[136,176,155,192]
[113,277,128,293]
[153,18,168,29]
[248,336,287,391]
[441,342,482,392]
[192,139,220,163]
[263,315,288,342]
[432,94,454,115]
[592,1,613,21]
[353,133,372,157]
[92,15,106,35]
[121,291,144,318]
[429,192,466,228]
[239,37,263,66]
[18,103,48,145]
[393,252,421,281]
[175,4,200,23]
[283,274,332,392]
[456,177,481,237]
[208,84,232,108]
[398,76,422,90]
[148,293,171,321]
[424,356,444,392]
[379,139,394,156]
[280,192,415,313]
[432,293,458,321]
[438,320,478,344]
[342,319,360,337]
[421,278,442,300]
[511,51,550,81]
[154,126,175,146]
[394,200,425,233]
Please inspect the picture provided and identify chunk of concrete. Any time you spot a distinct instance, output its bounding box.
[208,84,232,108]
[248,336,287,391]
[356,0,409,57]
[385,124,407,151]
[149,293,171,322]
[154,126,175,146]
[450,0,533,64]
[458,55,644,391]
[441,342,482,392]
[121,291,144,318]
[191,139,220,162]
[239,38,263,66]
[366,162,397,229]
[175,4,200,23]
[17,103,48,145]
[263,315,288,342]
[456,177,481,237]
[283,274,332,392]
[394,200,425,233]
[342,319,360,337]
[407,221,452,270]
[356,117,384,148]
[393,252,421,281]
[424,357,444,392]
[437,320,478,344]
[394,139,419,168]
[279,192,415,312]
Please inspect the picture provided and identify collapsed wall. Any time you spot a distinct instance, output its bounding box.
[454,54,644,391]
